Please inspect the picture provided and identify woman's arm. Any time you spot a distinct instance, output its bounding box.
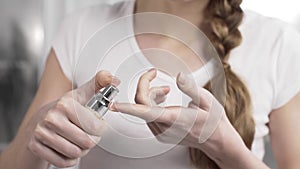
[269,92,300,169]
[112,70,270,169]
[0,49,72,169]
[0,49,116,169]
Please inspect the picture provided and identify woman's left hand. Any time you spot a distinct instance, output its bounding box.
[111,69,252,166]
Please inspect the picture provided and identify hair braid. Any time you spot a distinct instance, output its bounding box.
[189,0,255,168]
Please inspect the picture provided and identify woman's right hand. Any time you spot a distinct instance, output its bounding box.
[27,70,120,168]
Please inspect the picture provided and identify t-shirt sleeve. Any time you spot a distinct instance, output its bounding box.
[272,26,300,109]
[51,12,83,82]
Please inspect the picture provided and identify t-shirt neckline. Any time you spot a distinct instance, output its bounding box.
[125,0,215,86]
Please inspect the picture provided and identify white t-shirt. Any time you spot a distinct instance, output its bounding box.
[52,1,300,168]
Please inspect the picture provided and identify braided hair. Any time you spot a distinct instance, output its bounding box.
[189,0,255,168]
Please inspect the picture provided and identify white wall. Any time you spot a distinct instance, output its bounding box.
[242,0,300,24]
[43,0,108,56]
[43,0,300,49]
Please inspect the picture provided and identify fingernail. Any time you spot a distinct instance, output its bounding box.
[160,85,170,93]
[178,72,188,85]
[109,102,118,112]
[148,68,157,73]
[111,76,121,86]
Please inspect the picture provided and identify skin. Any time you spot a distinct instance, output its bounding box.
[0,0,299,169]
[117,0,300,168]
[0,49,120,168]
[112,69,269,169]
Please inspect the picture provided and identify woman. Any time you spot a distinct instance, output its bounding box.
[1,0,300,168]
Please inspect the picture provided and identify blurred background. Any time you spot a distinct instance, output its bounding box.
[0,0,299,168]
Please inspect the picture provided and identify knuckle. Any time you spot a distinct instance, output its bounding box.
[34,124,53,146]
[34,124,46,140]
[168,113,178,123]
[56,96,71,111]
[68,146,82,158]
[55,159,75,168]
[43,112,58,128]
[89,121,105,136]
[82,138,96,149]
[28,138,38,153]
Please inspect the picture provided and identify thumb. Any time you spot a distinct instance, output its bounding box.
[72,70,121,105]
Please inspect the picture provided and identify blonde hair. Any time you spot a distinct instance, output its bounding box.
[189,0,255,168]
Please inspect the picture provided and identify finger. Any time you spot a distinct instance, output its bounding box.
[135,68,157,105]
[151,122,170,134]
[149,86,170,104]
[153,95,167,105]
[111,102,168,123]
[188,101,202,111]
[73,70,121,105]
[29,137,78,168]
[162,106,202,125]
[34,123,82,159]
[111,102,192,125]
[176,72,212,110]
[56,97,108,136]
[43,113,100,150]
[148,122,163,135]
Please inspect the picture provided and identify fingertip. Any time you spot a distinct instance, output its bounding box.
[95,71,122,92]
[109,102,118,112]
[161,85,170,94]
[95,70,113,90]
[176,72,188,86]
[111,76,121,86]
[148,68,157,73]
[147,68,157,78]
[97,70,112,79]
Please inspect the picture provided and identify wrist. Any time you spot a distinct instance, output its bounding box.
[198,141,269,169]
[196,122,254,168]
[219,148,270,169]
[1,135,48,169]
[215,144,251,168]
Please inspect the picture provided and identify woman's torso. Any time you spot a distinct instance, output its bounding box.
[51,1,300,168]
